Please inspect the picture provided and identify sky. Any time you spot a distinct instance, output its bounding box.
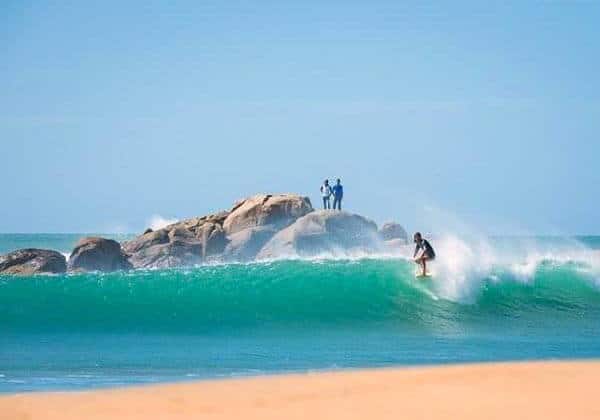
[1,0,599,234]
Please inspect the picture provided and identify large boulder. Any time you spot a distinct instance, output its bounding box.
[0,249,66,275]
[223,194,313,235]
[179,212,229,258]
[68,237,132,272]
[222,226,278,261]
[123,211,229,268]
[123,212,229,269]
[221,194,313,261]
[378,222,408,243]
[257,210,381,259]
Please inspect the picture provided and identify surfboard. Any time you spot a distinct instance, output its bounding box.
[415,272,432,279]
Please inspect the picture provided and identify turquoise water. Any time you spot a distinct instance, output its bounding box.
[1,234,600,392]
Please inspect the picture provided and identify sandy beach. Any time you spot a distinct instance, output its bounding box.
[2,361,599,420]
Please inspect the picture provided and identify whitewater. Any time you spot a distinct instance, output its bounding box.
[1,234,600,392]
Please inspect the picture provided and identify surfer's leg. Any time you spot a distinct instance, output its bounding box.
[421,257,427,276]
[414,256,425,276]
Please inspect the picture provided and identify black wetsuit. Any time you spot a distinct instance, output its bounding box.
[414,239,435,260]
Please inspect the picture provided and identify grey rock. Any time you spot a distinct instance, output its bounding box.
[223,226,279,261]
[123,212,230,268]
[68,237,132,272]
[257,210,381,259]
[220,194,313,261]
[223,194,312,235]
[0,248,66,275]
[123,225,203,269]
[181,214,229,258]
[124,194,313,267]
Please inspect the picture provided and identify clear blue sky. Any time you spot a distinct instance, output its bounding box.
[1,1,599,234]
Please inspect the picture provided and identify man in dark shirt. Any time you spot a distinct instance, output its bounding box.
[413,232,435,276]
[332,179,343,210]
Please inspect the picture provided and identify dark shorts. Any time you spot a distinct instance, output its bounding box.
[419,252,435,260]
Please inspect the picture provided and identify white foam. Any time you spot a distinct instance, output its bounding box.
[256,233,600,303]
[422,234,600,302]
[147,215,178,231]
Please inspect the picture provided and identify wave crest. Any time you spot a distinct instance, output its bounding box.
[2,241,600,333]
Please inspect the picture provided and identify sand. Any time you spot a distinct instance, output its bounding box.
[2,361,599,420]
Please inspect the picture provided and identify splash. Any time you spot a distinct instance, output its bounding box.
[147,215,178,231]
[419,234,600,302]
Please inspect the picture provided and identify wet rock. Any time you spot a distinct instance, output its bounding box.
[68,237,132,272]
[257,210,381,259]
[0,249,66,275]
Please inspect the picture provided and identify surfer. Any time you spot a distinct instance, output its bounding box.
[413,232,435,276]
[320,179,332,209]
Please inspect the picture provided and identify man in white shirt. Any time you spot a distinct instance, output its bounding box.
[320,179,332,209]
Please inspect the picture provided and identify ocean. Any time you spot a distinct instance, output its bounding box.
[1,234,600,393]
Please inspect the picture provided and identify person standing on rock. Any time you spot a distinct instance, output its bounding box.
[320,179,332,209]
[332,178,343,210]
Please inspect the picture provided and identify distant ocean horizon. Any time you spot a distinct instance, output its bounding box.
[2,233,599,254]
[2,234,600,393]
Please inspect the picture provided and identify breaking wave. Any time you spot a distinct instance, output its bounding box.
[2,235,600,333]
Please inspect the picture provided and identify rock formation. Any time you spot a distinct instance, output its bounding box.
[123,212,228,268]
[2,193,410,273]
[257,210,381,259]
[0,249,67,275]
[223,194,312,235]
[124,194,313,268]
[68,237,132,272]
[221,194,313,261]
